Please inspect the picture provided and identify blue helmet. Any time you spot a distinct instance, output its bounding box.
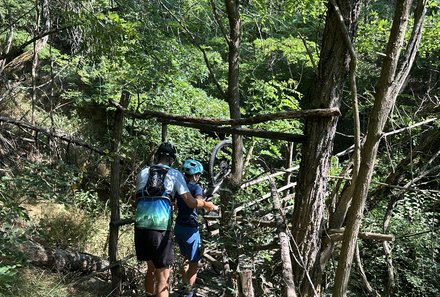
[182,159,203,175]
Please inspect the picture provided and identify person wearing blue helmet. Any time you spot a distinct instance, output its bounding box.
[174,159,206,297]
[134,145,217,297]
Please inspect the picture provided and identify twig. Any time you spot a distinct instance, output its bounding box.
[382,117,437,137]
[209,0,229,43]
[328,175,440,194]
[298,33,317,76]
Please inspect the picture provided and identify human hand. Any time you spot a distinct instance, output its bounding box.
[204,201,219,211]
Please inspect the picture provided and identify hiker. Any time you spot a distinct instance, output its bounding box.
[174,159,206,297]
[134,142,218,297]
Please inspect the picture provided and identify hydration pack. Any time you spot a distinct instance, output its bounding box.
[142,165,170,198]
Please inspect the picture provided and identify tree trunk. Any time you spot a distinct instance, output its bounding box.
[224,0,244,187]
[332,0,427,295]
[291,0,361,295]
[219,1,244,296]
[22,240,109,273]
[108,90,131,294]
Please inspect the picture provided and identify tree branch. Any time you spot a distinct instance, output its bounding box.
[327,228,395,241]
[267,174,297,297]
[382,117,436,137]
[165,119,306,142]
[0,26,71,61]
[392,0,428,97]
[0,116,105,155]
[355,243,381,297]
[209,0,229,43]
[329,0,361,180]
[110,100,340,125]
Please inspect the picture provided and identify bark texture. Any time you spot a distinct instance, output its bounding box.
[291,0,361,295]
[108,91,131,293]
[219,1,244,295]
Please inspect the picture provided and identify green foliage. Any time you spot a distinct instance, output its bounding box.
[72,190,103,217]
[0,265,20,290]
[419,10,440,65]
[0,176,29,287]
[254,37,318,68]
[247,78,301,113]
[5,159,75,203]
[392,205,439,295]
[0,0,35,41]
[353,193,440,296]
[357,11,392,51]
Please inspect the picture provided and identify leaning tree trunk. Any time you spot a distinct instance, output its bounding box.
[332,0,427,295]
[291,0,361,295]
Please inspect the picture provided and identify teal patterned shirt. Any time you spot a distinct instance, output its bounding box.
[135,164,189,230]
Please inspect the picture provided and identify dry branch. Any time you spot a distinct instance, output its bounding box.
[268,175,297,297]
[0,116,105,154]
[327,228,395,242]
[166,119,306,142]
[234,185,295,214]
[110,101,340,126]
[383,117,437,137]
[241,166,299,189]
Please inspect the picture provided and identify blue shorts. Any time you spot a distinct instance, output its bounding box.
[174,224,201,262]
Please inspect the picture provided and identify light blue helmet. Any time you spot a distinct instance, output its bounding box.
[182,159,204,175]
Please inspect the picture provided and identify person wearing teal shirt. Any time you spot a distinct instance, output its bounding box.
[134,142,218,297]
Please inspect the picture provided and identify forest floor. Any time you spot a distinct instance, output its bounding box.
[69,258,225,297]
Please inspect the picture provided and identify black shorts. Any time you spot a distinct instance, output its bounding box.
[134,228,174,268]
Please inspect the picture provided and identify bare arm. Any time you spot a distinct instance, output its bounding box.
[181,192,218,211]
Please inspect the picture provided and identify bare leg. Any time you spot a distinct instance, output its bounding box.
[186,261,198,287]
[145,261,156,296]
[155,266,171,297]
[182,259,198,293]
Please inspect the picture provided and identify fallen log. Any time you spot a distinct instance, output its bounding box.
[22,240,109,274]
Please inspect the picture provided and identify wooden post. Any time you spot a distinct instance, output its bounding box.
[108,90,130,294]
[284,142,295,197]
[161,123,168,142]
[238,269,255,297]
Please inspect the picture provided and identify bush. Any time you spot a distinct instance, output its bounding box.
[37,205,95,251]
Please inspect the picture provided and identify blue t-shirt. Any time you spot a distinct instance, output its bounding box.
[175,181,204,227]
[135,164,189,231]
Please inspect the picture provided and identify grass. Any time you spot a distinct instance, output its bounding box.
[0,267,109,297]
[1,201,139,297]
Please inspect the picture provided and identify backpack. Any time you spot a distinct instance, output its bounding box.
[142,165,170,198]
